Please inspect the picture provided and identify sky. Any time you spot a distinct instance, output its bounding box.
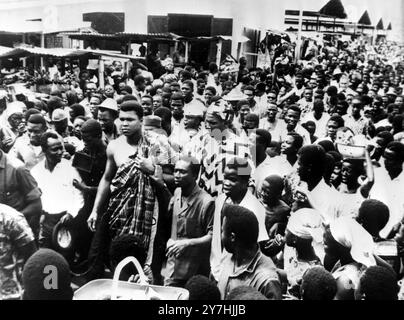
[0,0,402,41]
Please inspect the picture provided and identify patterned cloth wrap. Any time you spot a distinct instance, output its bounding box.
[107,139,156,251]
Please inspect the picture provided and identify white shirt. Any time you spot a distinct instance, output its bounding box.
[10,134,45,171]
[306,179,344,224]
[253,94,268,119]
[253,155,293,198]
[279,122,311,146]
[297,98,313,119]
[342,114,370,136]
[375,118,391,129]
[301,112,330,139]
[210,191,269,281]
[79,97,92,118]
[31,159,84,217]
[259,118,287,143]
[370,166,404,238]
[253,156,274,195]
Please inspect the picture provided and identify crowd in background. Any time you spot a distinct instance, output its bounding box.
[1,35,404,301]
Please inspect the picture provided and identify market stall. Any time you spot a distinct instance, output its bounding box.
[0,44,146,91]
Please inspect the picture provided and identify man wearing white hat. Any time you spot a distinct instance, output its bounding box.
[386,87,397,104]
[98,98,119,144]
[51,108,83,153]
[0,101,25,153]
[170,102,206,155]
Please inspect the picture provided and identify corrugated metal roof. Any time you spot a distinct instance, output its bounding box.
[61,32,120,40]
[174,35,232,41]
[62,31,179,42]
[0,45,145,61]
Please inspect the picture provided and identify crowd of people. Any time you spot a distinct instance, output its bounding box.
[1,36,404,301]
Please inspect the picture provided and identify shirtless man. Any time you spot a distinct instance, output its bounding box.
[86,101,174,280]
[87,100,164,230]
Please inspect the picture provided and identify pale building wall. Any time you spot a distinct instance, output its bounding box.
[0,0,402,49]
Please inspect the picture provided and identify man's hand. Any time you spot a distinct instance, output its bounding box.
[262,235,285,257]
[268,223,283,239]
[62,151,71,160]
[292,184,313,211]
[87,211,98,232]
[73,179,88,193]
[1,137,13,148]
[166,239,191,258]
[60,212,73,224]
[134,155,155,175]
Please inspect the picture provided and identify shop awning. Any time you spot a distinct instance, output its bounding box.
[62,31,179,43]
[0,45,145,62]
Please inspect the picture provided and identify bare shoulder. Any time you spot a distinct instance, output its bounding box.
[107,136,126,153]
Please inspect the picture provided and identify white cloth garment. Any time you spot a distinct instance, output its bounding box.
[330,217,376,267]
[31,158,84,217]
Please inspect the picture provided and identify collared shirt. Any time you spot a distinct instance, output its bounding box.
[31,159,84,217]
[343,114,371,136]
[132,88,143,102]
[10,134,45,171]
[169,126,201,154]
[144,130,178,165]
[171,118,185,136]
[297,98,313,119]
[161,185,214,281]
[0,204,35,300]
[210,191,269,281]
[370,167,404,238]
[181,130,208,160]
[259,118,287,143]
[217,249,282,300]
[0,151,41,212]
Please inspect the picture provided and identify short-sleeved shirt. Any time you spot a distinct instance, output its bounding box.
[217,249,282,300]
[0,151,41,212]
[0,204,35,300]
[161,185,214,281]
[10,134,45,171]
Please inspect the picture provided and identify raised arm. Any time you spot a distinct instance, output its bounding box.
[360,149,374,199]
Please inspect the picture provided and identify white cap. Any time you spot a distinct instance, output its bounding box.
[99,98,118,112]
